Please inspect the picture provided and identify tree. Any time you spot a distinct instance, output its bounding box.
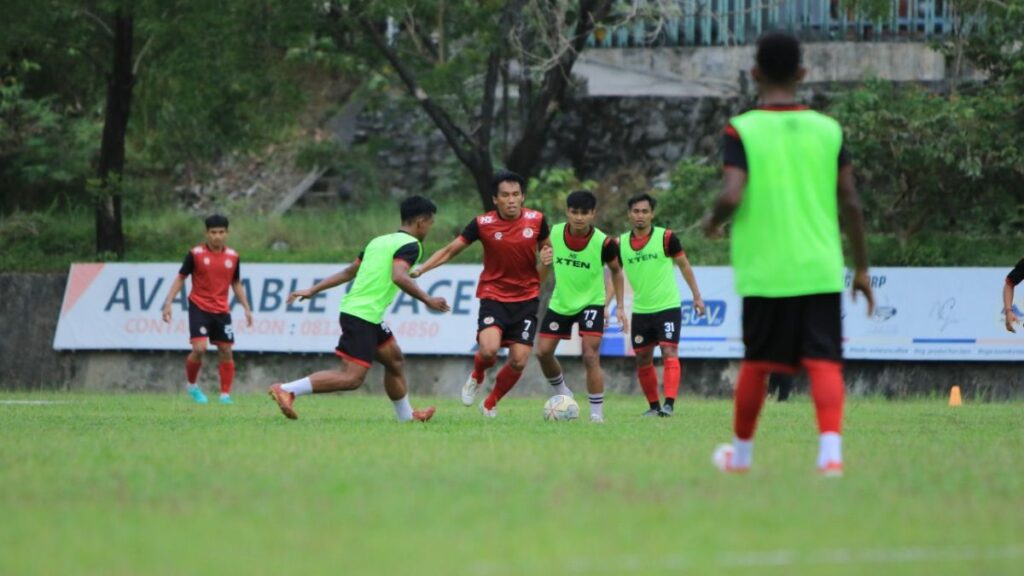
[333,1,614,209]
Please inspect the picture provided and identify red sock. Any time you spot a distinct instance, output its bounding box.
[803,359,844,434]
[186,358,202,384]
[472,352,497,383]
[484,364,522,409]
[734,361,770,440]
[637,364,660,404]
[218,362,235,395]
[663,356,681,401]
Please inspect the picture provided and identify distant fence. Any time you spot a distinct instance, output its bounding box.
[586,0,981,47]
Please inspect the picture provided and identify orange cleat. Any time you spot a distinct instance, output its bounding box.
[818,461,844,478]
[411,406,436,422]
[268,383,298,420]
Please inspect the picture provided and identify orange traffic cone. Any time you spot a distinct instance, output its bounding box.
[949,386,962,407]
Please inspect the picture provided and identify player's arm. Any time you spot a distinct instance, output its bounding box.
[412,236,469,278]
[231,280,252,325]
[1002,258,1024,332]
[673,252,705,316]
[392,260,451,312]
[161,275,187,323]
[703,167,746,238]
[162,252,193,323]
[607,253,629,333]
[287,261,361,303]
[837,164,875,317]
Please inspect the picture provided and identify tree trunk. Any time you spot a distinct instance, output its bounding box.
[95,12,135,259]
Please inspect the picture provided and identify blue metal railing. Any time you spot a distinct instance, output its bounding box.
[586,0,969,47]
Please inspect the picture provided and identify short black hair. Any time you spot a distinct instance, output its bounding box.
[756,32,802,85]
[566,190,597,211]
[627,193,656,211]
[492,169,526,195]
[400,195,437,223]
[205,214,229,229]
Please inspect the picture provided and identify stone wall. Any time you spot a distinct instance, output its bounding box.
[4,273,1023,400]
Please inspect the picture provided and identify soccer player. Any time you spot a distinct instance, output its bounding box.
[703,32,874,476]
[411,170,550,418]
[1002,258,1024,332]
[620,193,705,417]
[536,190,626,423]
[161,214,254,405]
[267,196,449,422]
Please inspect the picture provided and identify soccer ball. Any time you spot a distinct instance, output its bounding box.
[712,443,735,471]
[543,394,579,421]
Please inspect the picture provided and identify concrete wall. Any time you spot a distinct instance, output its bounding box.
[4,273,1022,399]
[575,42,960,97]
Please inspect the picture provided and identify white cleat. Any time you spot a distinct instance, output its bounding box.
[712,443,749,474]
[589,413,605,424]
[479,399,497,418]
[462,373,483,407]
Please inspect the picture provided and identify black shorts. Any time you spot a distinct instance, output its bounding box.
[631,307,681,350]
[478,299,540,347]
[743,293,842,369]
[540,306,605,340]
[336,313,395,368]
[188,300,234,345]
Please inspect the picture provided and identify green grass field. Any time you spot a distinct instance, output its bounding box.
[2,393,1022,575]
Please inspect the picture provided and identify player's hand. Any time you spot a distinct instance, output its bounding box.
[161,304,172,323]
[851,269,876,317]
[540,245,553,266]
[409,268,422,279]
[616,308,629,334]
[244,309,254,328]
[1005,309,1018,333]
[426,296,450,313]
[692,298,706,316]
[287,288,315,304]
[702,215,724,239]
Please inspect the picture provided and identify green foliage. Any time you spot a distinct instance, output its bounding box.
[659,157,720,232]
[829,81,1024,238]
[528,167,598,220]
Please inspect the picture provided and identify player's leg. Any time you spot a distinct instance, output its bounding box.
[536,310,573,397]
[185,302,209,404]
[214,343,235,404]
[374,338,435,422]
[482,341,531,416]
[800,293,845,476]
[211,312,236,404]
[658,308,682,415]
[464,300,502,405]
[716,297,798,472]
[268,313,373,420]
[580,334,605,422]
[631,312,662,415]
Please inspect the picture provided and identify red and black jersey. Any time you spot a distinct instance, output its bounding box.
[722,104,851,171]
[460,209,549,302]
[178,244,240,314]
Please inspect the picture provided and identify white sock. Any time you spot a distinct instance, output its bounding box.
[282,377,313,396]
[548,373,573,397]
[732,438,754,469]
[818,432,842,468]
[187,383,198,391]
[588,393,604,418]
[393,395,414,422]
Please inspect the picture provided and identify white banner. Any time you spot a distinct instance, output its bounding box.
[53,264,1024,361]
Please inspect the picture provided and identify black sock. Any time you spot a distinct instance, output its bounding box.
[649,401,661,410]
[665,398,675,408]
